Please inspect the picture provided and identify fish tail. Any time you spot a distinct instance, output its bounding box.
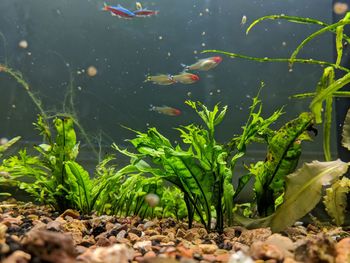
[181,63,189,71]
[102,2,108,11]
[149,104,155,111]
[144,75,151,82]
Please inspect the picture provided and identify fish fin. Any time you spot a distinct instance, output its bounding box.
[136,2,143,9]
[102,2,108,11]
[144,75,151,82]
[181,63,189,71]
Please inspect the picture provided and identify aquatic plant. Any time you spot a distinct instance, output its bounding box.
[0,115,102,213]
[113,90,285,232]
[203,12,350,161]
[0,135,20,196]
[238,159,349,232]
[323,108,350,226]
[248,112,314,216]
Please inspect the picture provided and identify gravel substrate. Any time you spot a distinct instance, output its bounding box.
[0,200,350,263]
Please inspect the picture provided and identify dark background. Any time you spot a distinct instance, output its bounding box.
[0,0,335,166]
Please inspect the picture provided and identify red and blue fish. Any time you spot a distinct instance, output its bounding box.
[103,3,135,18]
[103,2,158,18]
[134,2,159,17]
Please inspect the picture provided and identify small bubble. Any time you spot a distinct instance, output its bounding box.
[282,41,287,46]
[334,2,348,15]
[289,68,293,72]
[0,137,9,145]
[12,104,16,108]
[199,12,203,16]
[209,91,213,95]
[201,43,206,47]
[205,8,209,12]
[193,50,198,54]
[158,36,163,40]
[87,66,97,77]
[145,193,160,207]
[77,86,82,91]
[167,52,171,56]
[146,123,150,126]
[27,52,32,56]
[18,40,28,49]
[187,91,192,97]
[217,89,221,93]
[246,94,251,99]
[77,70,82,75]
[201,31,206,36]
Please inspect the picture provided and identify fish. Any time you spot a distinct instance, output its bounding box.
[144,74,176,85]
[134,2,159,17]
[103,3,135,18]
[181,56,222,71]
[172,72,199,84]
[150,105,181,116]
[134,8,159,17]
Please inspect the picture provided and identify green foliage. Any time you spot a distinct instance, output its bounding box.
[237,159,349,232]
[113,93,285,232]
[0,115,100,213]
[203,13,350,162]
[0,136,21,158]
[250,112,314,216]
[323,177,350,226]
[0,136,21,196]
[342,108,350,150]
[113,101,233,232]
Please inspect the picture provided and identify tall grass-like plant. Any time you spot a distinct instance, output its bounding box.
[203,12,350,161]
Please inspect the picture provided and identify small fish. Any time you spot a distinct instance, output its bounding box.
[103,3,135,18]
[241,15,247,26]
[181,56,222,71]
[134,8,159,17]
[144,74,176,85]
[172,72,200,84]
[150,105,181,116]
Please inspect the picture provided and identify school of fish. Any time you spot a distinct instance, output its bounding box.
[103,3,224,116]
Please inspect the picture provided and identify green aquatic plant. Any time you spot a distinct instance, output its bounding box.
[0,136,21,158]
[322,108,350,226]
[0,115,101,213]
[113,101,232,232]
[113,91,285,232]
[0,135,21,196]
[237,159,349,232]
[249,112,314,216]
[203,12,350,161]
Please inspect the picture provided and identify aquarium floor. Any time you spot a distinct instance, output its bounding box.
[0,200,349,263]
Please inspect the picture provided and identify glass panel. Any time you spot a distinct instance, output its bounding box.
[0,0,334,165]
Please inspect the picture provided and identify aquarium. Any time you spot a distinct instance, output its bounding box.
[1,0,350,262]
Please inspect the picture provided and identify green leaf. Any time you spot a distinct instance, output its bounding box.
[252,112,314,216]
[65,161,93,213]
[0,136,21,154]
[271,160,348,231]
[237,159,349,232]
[323,177,350,226]
[342,107,350,150]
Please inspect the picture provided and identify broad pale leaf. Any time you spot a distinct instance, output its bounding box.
[236,160,349,232]
[323,177,350,226]
[270,159,349,232]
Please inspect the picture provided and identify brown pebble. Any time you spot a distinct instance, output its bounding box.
[335,237,350,263]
